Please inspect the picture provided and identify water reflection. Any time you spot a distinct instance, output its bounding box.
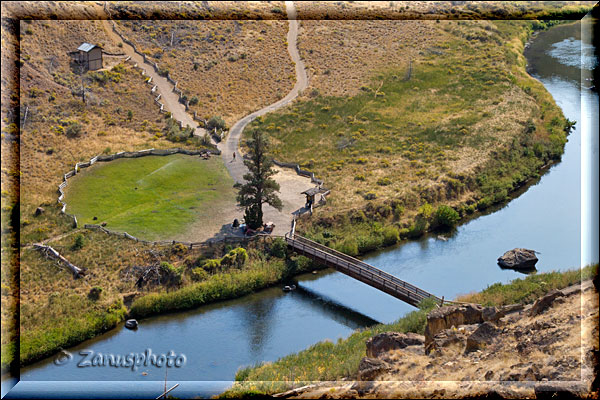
[239,297,276,356]
[293,285,381,328]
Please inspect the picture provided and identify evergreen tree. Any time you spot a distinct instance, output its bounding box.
[236,129,282,229]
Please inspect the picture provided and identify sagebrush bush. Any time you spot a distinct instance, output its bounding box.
[433,205,460,230]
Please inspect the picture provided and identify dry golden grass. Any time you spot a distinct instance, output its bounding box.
[296,19,443,98]
[294,1,596,20]
[115,17,295,127]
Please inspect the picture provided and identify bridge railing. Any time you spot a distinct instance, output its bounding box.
[285,233,440,304]
[289,234,439,300]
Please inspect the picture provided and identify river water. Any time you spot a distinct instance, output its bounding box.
[11,20,598,399]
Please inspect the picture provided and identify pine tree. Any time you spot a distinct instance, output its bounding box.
[236,129,283,229]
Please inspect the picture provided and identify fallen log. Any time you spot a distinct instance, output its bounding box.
[33,244,87,278]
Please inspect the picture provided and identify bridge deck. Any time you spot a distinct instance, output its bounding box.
[285,233,457,308]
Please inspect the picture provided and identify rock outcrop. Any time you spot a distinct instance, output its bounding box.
[497,248,538,270]
[465,321,498,353]
[366,332,424,358]
[528,289,565,317]
[357,357,390,381]
[424,303,483,353]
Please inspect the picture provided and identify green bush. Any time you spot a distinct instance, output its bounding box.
[71,234,85,250]
[191,267,209,282]
[357,235,383,253]
[407,216,427,238]
[202,259,221,272]
[337,238,359,257]
[270,238,287,259]
[382,226,399,246]
[433,205,460,230]
[207,116,226,131]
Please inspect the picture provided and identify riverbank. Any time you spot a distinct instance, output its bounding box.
[221,265,598,398]
[8,17,581,372]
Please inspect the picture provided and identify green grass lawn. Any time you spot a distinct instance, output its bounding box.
[64,154,236,240]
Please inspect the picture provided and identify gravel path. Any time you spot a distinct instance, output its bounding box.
[101,19,207,139]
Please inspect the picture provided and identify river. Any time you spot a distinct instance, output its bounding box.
[10,19,598,399]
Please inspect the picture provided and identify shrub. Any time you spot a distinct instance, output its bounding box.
[337,238,358,257]
[407,216,427,238]
[66,122,84,138]
[270,238,287,259]
[382,226,399,246]
[191,267,208,282]
[393,204,405,219]
[87,287,102,301]
[418,202,433,218]
[364,191,377,200]
[476,197,492,211]
[71,234,85,250]
[354,175,365,181]
[377,177,391,186]
[433,205,460,230]
[202,259,221,272]
[357,235,383,253]
[171,242,187,254]
[207,116,226,131]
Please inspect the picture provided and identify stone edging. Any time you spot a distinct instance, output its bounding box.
[57,147,220,228]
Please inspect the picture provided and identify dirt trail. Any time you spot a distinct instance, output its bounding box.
[218,1,313,236]
[100,19,206,138]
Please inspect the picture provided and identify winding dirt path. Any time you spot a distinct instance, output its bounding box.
[217,1,313,236]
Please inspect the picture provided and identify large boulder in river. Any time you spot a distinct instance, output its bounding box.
[497,248,538,270]
[366,332,424,358]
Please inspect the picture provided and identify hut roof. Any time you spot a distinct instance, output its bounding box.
[77,43,100,52]
[301,187,329,196]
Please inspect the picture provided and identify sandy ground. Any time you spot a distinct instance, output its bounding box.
[174,166,314,242]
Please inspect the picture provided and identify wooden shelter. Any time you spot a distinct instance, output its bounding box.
[73,43,103,71]
[301,186,330,210]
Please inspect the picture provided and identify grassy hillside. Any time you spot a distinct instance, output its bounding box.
[246,19,574,255]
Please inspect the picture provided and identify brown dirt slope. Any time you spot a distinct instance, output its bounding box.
[17,20,186,208]
[114,16,295,127]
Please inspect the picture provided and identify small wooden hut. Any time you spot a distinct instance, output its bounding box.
[73,43,103,71]
[301,186,330,210]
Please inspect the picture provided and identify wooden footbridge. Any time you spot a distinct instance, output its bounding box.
[285,232,459,308]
